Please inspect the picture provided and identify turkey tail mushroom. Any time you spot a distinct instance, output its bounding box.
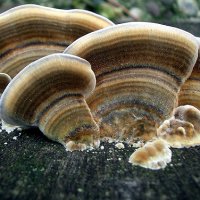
[0,73,11,95]
[178,37,200,109]
[0,53,99,151]
[65,22,198,143]
[0,4,114,77]
[0,73,11,119]
[164,37,200,148]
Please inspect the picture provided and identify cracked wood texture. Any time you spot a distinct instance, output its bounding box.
[1,21,200,200]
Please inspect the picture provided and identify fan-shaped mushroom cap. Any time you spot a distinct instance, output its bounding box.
[0,4,114,78]
[0,73,11,94]
[0,73,11,119]
[129,139,172,170]
[158,105,200,148]
[178,38,200,108]
[65,22,198,142]
[0,53,99,151]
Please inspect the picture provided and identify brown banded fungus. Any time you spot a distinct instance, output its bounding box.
[0,73,11,119]
[0,73,11,95]
[178,37,200,109]
[65,22,199,143]
[0,3,200,169]
[0,53,99,151]
[0,4,114,77]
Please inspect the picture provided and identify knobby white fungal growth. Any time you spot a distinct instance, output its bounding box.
[158,105,200,148]
[129,139,172,170]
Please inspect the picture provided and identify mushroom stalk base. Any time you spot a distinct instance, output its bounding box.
[37,95,99,151]
[87,72,177,143]
[98,109,158,144]
[87,91,164,143]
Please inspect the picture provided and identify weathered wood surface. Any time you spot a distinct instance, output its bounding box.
[1,21,200,200]
[1,127,200,200]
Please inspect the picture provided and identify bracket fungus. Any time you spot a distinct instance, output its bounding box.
[0,73,11,95]
[158,105,200,148]
[0,4,114,78]
[0,53,100,151]
[178,37,200,109]
[65,22,199,143]
[1,4,200,170]
[0,73,11,120]
[129,139,172,170]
